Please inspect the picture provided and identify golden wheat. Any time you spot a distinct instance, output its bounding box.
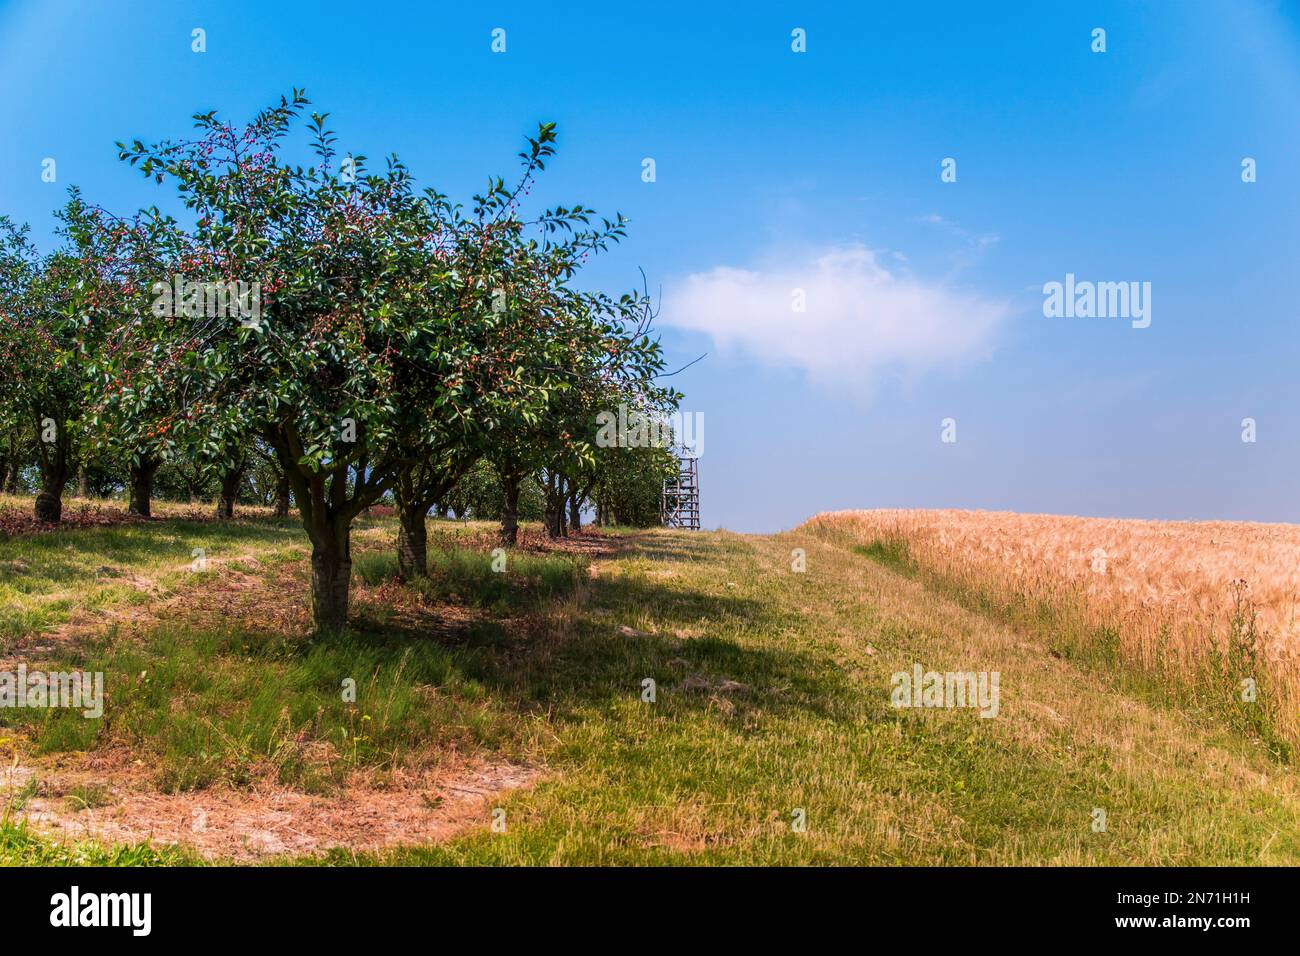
[805,509,1300,746]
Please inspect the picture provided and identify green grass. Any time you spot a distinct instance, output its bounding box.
[0,514,307,648]
[326,531,1300,866]
[0,819,197,866]
[354,544,584,613]
[4,540,586,793]
[3,510,1299,865]
[852,537,913,574]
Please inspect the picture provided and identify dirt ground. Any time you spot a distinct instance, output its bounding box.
[5,753,538,862]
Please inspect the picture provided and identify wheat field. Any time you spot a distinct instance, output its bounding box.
[804,509,1300,751]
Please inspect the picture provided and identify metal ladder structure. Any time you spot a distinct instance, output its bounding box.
[661,455,701,530]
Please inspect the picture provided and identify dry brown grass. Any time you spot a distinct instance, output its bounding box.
[5,749,538,862]
[804,509,1300,750]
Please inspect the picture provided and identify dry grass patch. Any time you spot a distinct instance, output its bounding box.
[4,749,537,862]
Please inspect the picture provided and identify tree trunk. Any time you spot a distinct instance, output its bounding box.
[356,463,372,516]
[35,484,65,523]
[500,473,520,545]
[127,458,158,517]
[310,529,352,633]
[545,504,566,538]
[215,464,243,519]
[77,468,89,499]
[34,425,71,523]
[568,494,582,532]
[397,502,428,580]
[0,434,16,493]
[556,478,569,538]
[274,472,291,517]
[543,473,563,538]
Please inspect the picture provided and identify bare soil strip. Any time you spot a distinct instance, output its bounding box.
[7,757,538,862]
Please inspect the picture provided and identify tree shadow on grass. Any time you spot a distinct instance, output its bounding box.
[499,569,854,723]
[0,519,310,650]
[619,531,743,565]
[1,518,304,583]
[345,545,854,727]
[17,527,856,785]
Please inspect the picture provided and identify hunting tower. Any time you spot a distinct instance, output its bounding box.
[661,456,700,530]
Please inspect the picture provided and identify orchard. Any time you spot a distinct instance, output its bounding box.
[0,92,681,632]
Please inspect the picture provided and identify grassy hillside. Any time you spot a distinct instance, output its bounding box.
[2,507,1298,865]
[804,508,1300,757]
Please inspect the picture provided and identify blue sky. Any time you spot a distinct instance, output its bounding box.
[3,0,1299,532]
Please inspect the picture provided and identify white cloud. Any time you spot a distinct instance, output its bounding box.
[662,244,1009,391]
